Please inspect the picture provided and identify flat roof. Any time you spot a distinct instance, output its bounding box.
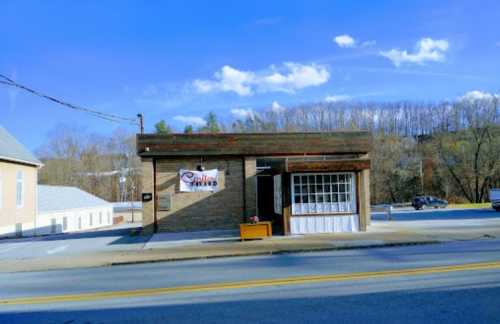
[38,185,112,214]
[137,131,371,157]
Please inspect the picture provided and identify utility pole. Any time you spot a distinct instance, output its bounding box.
[137,113,144,134]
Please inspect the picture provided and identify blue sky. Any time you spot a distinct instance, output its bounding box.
[1,0,499,149]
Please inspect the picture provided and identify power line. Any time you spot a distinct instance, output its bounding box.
[0,74,139,126]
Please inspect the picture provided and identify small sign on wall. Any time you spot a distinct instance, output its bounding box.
[158,193,171,211]
[142,193,153,202]
[179,169,219,192]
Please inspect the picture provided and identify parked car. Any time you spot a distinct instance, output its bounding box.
[490,189,500,212]
[412,196,448,210]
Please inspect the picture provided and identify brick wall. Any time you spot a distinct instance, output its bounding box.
[141,158,155,234]
[154,157,246,232]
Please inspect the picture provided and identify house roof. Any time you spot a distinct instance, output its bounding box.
[0,126,42,166]
[38,185,112,213]
[137,131,372,157]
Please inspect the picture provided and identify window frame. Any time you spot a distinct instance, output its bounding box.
[290,172,357,216]
[16,170,24,208]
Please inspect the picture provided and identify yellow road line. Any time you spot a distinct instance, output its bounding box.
[2,260,500,306]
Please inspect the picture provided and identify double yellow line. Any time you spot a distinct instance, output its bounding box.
[2,260,500,306]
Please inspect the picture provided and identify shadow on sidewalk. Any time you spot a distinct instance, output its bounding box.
[0,225,143,246]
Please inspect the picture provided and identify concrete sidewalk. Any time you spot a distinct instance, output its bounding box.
[2,209,500,273]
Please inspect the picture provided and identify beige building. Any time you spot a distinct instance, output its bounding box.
[0,126,42,237]
[137,132,371,235]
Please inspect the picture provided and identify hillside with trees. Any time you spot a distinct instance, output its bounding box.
[37,96,499,204]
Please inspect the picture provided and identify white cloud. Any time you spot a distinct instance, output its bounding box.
[324,94,351,102]
[334,34,356,48]
[260,63,330,93]
[193,65,254,96]
[333,35,375,49]
[231,108,256,119]
[380,38,449,66]
[459,90,499,102]
[194,62,330,96]
[271,101,286,113]
[173,115,207,126]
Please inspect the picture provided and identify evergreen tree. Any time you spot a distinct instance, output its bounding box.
[154,120,172,135]
[184,125,194,134]
[199,111,220,133]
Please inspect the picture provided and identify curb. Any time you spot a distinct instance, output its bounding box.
[109,240,441,267]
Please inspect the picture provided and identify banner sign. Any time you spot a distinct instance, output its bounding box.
[179,169,219,192]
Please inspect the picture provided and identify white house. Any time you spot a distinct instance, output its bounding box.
[36,185,113,235]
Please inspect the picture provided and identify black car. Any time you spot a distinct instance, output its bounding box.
[412,196,448,210]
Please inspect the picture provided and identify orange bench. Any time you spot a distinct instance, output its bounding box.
[240,221,272,240]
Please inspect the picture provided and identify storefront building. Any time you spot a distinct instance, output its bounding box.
[137,132,372,235]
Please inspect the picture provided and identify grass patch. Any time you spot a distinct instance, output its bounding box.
[448,202,491,209]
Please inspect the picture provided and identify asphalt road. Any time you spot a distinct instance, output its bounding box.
[1,239,500,323]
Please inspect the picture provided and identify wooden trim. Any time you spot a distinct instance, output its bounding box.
[282,173,291,235]
[137,132,372,157]
[153,158,158,233]
[242,156,247,221]
[356,171,360,214]
[287,159,370,172]
[356,171,362,229]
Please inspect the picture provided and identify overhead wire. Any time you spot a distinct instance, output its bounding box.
[0,74,139,126]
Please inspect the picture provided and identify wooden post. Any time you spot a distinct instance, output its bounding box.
[282,173,291,235]
[358,168,371,230]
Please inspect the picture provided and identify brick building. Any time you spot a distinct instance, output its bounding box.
[137,132,372,235]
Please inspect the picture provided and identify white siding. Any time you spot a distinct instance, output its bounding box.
[0,221,36,238]
[36,206,114,235]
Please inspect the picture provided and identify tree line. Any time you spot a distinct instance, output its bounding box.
[224,97,500,204]
[38,96,500,204]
